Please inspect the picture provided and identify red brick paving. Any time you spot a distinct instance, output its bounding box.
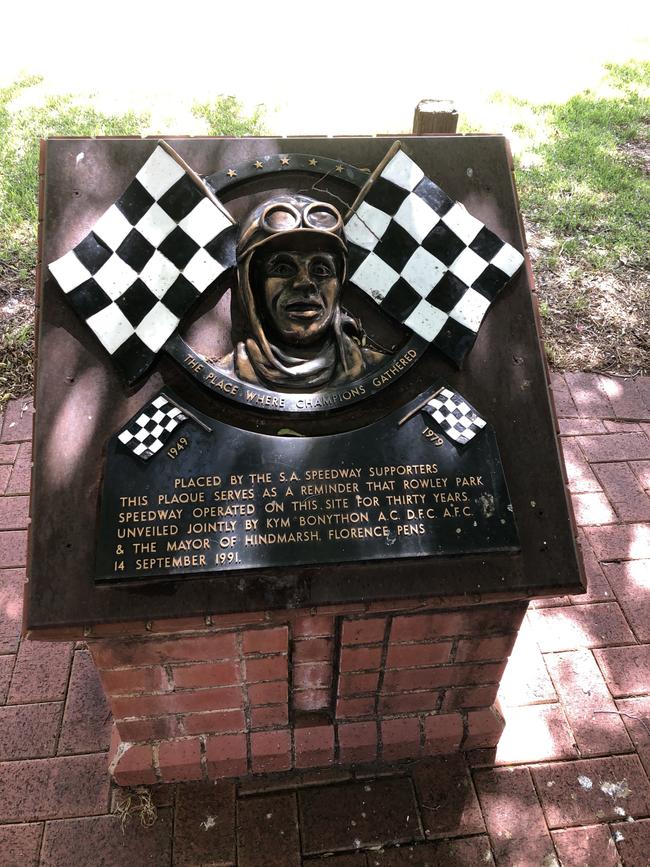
[1,372,649,865]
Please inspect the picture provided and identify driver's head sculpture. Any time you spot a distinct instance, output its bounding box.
[228,194,383,390]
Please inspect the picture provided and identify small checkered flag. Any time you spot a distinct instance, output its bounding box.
[422,387,486,446]
[344,143,524,366]
[117,395,188,460]
[48,142,236,385]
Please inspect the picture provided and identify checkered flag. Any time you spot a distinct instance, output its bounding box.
[117,395,188,460]
[48,142,236,385]
[422,387,486,446]
[344,143,524,366]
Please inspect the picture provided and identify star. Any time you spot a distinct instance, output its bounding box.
[308,158,318,166]
[335,164,344,173]
[280,156,290,166]
[254,160,264,169]
[227,169,237,178]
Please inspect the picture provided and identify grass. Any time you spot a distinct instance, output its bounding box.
[0,62,648,409]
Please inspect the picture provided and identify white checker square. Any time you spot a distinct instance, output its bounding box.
[135,203,176,247]
[93,254,138,300]
[344,202,392,252]
[449,247,489,287]
[349,253,399,302]
[401,247,447,298]
[394,192,440,243]
[442,202,484,245]
[491,242,524,276]
[381,150,424,191]
[136,146,185,200]
[86,303,133,354]
[133,442,148,456]
[93,205,133,250]
[152,396,167,409]
[135,302,179,353]
[48,250,91,293]
[149,439,164,455]
[140,251,180,298]
[135,413,151,427]
[403,300,448,341]
[183,248,225,293]
[179,198,232,247]
[449,287,491,332]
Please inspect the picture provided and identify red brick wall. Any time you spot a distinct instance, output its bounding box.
[88,597,527,785]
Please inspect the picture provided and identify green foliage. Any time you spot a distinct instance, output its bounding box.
[0,76,148,269]
[192,95,266,137]
[510,61,650,271]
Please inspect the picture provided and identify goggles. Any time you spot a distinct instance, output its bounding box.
[238,200,343,255]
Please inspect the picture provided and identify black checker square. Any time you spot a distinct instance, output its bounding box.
[469,225,505,261]
[380,278,421,322]
[161,274,200,318]
[365,176,410,215]
[422,221,467,266]
[432,317,477,367]
[373,220,419,273]
[115,279,158,327]
[158,227,200,269]
[472,263,510,302]
[116,229,155,273]
[73,232,112,274]
[413,176,454,216]
[426,271,469,313]
[111,333,157,386]
[203,224,237,269]
[116,179,155,224]
[345,241,369,277]
[67,278,112,320]
[158,175,204,222]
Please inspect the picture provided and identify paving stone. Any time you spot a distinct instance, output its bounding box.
[0,443,19,463]
[560,439,603,493]
[0,495,30,530]
[237,792,300,867]
[174,780,236,866]
[611,817,650,866]
[0,530,27,567]
[0,822,43,867]
[571,531,613,604]
[0,399,34,443]
[586,523,650,561]
[545,650,632,756]
[531,755,650,828]
[6,442,32,495]
[0,464,10,495]
[565,372,614,419]
[603,420,641,433]
[603,561,650,642]
[474,766,556,867]
[494,703,578,764]
[498,618,556,706]
[594,646,650,698]
[411,754,484,839]
[551,824,620,867]
[550,371,579,418]
[299,778,423,855]
[0,568,23,653]
[58,649,112,755]
[528,604,635,652]
[615,697,650,779]
[0,753,111,822]
[7,640,73,704]
[40,809,172,866]
[0,653,14,703]
[571,492,618,527]
[630,460,650,490]
[598,375,650,421]
[0,702,63,760]
[371,835,494,865]
[559,418,607,436]
[576,433,650,464]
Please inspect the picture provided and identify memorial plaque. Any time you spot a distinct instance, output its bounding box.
[26,135,584,631]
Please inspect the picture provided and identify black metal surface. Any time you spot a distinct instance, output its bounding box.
[96,386,519,583]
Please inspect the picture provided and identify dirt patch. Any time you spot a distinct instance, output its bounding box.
[0,263,35,406]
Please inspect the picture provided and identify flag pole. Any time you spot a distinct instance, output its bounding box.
[157,140,234,222]
[160,393,213,433]
[344,140,403,221]
[397,386,444,427]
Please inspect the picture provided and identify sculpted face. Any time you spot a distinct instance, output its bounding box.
[259,249,341,346]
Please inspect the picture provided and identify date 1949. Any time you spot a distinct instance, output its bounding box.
[167,436,189,459]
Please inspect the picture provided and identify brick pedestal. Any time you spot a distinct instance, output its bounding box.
[86,595,527,786]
